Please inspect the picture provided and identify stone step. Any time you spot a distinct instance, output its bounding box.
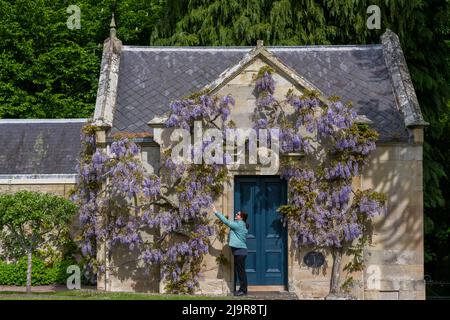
[243,291,299,300]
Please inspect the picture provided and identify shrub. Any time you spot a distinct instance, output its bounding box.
[0,256,84,286]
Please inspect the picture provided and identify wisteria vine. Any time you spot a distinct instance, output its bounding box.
[73,65,385,297]
[252,66,386,295]
[72,91,235,293]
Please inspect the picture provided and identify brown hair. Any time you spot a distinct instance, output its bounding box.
[240,211,249,229]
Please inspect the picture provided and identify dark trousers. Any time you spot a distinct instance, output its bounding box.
[234,255,248,293]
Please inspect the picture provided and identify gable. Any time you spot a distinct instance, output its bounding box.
[203,41,324,98]
[214,57,314,129]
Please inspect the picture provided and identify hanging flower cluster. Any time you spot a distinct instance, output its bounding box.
[154,92,234,292]
[72,91,234,293]
[251,67,386,294]
[72,126,148,279]
[73,64,385,296]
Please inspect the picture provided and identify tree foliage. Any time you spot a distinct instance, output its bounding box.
[0,190,77,292]
[0,0,164,118]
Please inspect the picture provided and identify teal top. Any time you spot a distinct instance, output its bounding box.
[214,211,248,249]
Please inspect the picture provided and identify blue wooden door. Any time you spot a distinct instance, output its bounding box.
[234,176,287,286]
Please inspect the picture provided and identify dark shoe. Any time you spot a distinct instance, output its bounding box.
[236,291,247,297]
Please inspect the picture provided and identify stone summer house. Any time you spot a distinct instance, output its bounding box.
[0,22,427,299]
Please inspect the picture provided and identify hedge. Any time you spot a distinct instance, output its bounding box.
[0,256,82,286]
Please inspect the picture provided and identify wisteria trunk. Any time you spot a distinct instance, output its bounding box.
[26,245,32,294]
[104,241,110,291]
[329,247,343,296]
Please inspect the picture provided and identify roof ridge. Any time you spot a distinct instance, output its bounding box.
[122,44,382,51]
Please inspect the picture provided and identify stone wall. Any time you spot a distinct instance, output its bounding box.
[360,143,424,300]
[0,182,75,197]
[197,59,424,299]
[284,143,424,300]
[202,142,425,300]
[97,240,160,293]
[100,58,424,299]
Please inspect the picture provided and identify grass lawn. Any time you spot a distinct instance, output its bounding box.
[0,289,245,300]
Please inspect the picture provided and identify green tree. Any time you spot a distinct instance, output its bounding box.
[0,191,77,293]
[0,0,164,118]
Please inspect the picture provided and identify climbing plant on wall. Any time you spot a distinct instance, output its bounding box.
[72,93,235,293]
[73,65,385,296]
[251,67,386,297]
[71,124,148,284]
[143,92,235,292]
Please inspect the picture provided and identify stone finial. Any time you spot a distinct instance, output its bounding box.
[105,12,122,53]
[93,12,122,129]
[110,13,117,38]
[381,28,396,41]
[257,40,264,47]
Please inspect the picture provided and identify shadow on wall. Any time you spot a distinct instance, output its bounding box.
[210,243,233,293]
[109,233,161,293]
[111,233,233,293]
[289,143,423,295]
[365,145,423,251]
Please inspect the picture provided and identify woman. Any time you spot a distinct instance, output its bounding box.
[211,204,249,296]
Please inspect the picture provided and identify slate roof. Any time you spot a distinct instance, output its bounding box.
[112,45,410,141]
[0,119,86,175]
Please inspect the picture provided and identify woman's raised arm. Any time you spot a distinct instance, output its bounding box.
[211,205,239,229]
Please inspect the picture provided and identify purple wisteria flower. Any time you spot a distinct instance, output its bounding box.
[256,71,275,94]
[250,69,383,252]
[143,176,161,197]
